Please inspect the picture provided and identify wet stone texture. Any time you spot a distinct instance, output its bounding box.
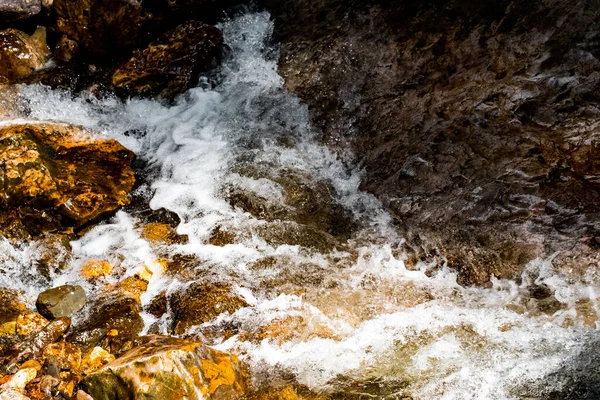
[0,122,135,239]
[82,335,248,400]
[112,20,223,99]
[265,0,600,285]
[0,27,50,84]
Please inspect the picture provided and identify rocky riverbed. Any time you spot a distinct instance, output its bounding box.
[0,0,599,399]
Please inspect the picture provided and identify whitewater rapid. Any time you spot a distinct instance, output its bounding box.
[1,11,599,399]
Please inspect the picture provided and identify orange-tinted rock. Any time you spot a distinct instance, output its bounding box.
[141,223,185,244]
[0,122,135,239]
[248,385,330,400]
[169,282,248,335]
[82,335,248,400]
[112,21,222,99]
[42,342,81,371]
[16,312,48,337]
[0,27,49,84]
[81,260,113,279]
[80,347,115,375]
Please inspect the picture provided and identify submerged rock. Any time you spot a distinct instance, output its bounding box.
[82,335,248,400]
[112,20,222,99]
[169,282,248,335]
[0,122,135,239]
[36,285,86,320]
[267,0,600,284]
[0,0,41,23]
[0,27,50,84]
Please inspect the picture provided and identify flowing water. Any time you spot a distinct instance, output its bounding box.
[2,12,600,399]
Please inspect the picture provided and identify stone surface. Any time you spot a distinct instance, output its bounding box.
[16,312,48,337]
[81,260,113,279]
[0,0,41,23]
[53,35,79,64]
[36,285,86,320]
[42,342,82,371]
[265,0,600,285]
[1,367,37,390]
[5,317,70,371]
[169,282,248,335]
[66,283,144,355]
[80,347,114,375]
[53,0,163,54]
[112,20,223,99]
[0,388,30,400]
[82,335,248,400]
[0,27,50,84]
[0,122,135,239]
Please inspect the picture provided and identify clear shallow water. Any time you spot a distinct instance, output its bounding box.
[1,11,600,399]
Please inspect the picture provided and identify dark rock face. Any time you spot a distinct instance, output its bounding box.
[53,0,164,54]
[112,20,223,99]
[0,0,41,23]
[0,122,136,239]
[265,0,600,284]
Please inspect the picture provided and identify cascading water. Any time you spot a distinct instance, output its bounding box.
[1,11,599,399]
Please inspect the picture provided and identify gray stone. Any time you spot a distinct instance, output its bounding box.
[36,285,86,319]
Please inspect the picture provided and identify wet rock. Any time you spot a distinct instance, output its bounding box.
[169,282,248,335]
[42,342,81,371]
[0,85,21,120]
[112,21,222,99]
[0,289,27,342]
[0,27,50,84]
[36,285,86,320]
[53,35,79,64]
[82,335,248,400]
[80,260,113,280]
[0,122,136,239]
[248,385,329,400]
[66,282,144,355]
[53,0,163,54]
[255,221,342,253]
[80,347,114,375]
[0,0,41,23]
[16,312,48,337]
[266,0,600,284]
[6,317,70,371]
[141,222,186,245]
[32,234,72,280]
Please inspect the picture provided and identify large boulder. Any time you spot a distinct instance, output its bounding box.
[53,0,164,54]
[265,0,600,285]
[0,27,50,84]
[82,335,248,400]
[112,20,222,99]
[0,0,41,23]
[0,122,135,239]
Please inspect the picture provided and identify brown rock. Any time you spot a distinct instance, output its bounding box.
[42,342,81,371]
[36,285,87,320]
[169,282,248,335]
[66,282,144,355]
[81,260,113,279]
[0,0,41,23]
[266,0,600,285]
[0,122,135,239]
[82,335,248,400]
[16,312,48,337]
[0,27,50,84]
[53,0,163,54]
[53,35,79,64]
[112,20,222,99]
[80,347,114,375]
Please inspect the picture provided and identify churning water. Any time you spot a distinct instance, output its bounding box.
[2,12,600,399]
